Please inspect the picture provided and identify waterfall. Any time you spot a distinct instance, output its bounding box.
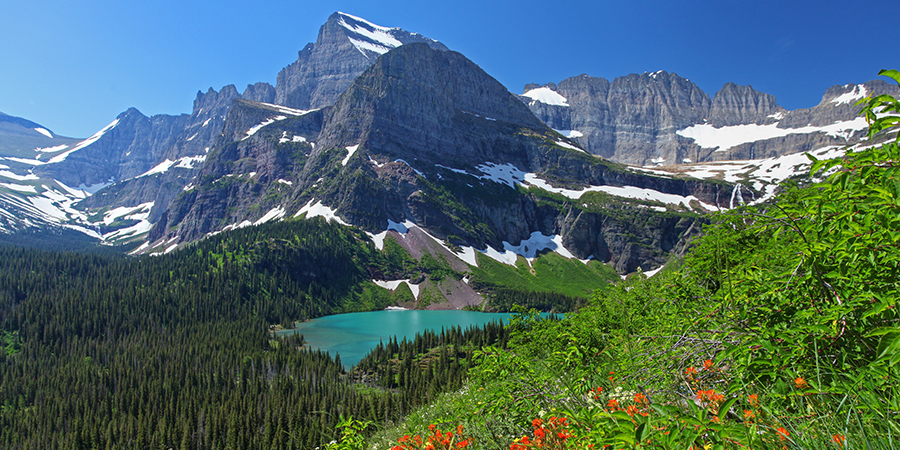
[729,183,746,209]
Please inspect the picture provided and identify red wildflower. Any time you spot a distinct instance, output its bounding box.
[626,405,640,417]
[634,392,648,404]
[832,434,846,447]
[776,426,790,441]
[703,359,714,370]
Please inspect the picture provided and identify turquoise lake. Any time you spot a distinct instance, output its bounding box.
[277,310,537,368]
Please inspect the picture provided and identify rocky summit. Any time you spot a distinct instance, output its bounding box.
[274,12,449,110]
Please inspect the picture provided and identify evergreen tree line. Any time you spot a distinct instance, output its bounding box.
[0,218,503,449]
[487,288,584,313]
[353,322,510,406]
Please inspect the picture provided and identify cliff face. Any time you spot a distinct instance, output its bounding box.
[274,12,448,111]
[525,76,899,166]
[153,44,746,273]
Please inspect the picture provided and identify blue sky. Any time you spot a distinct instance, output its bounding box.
[1,0,894,138]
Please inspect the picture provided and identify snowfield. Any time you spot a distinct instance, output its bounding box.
[522,87,569,106]
[676,117,868,153]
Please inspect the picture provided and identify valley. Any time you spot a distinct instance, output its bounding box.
[1,9,898,450]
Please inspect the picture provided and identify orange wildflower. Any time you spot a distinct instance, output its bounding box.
[703,359,714,370]
[626,405,639,417]
[776,426,790,441]
[634,392,648,405]
[832,434,846,447]
[685,366,699,377]
[607,398,620,410]
[748,394,759,406]
[794,377,808,389]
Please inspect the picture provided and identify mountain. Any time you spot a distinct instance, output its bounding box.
[275,12,449,110]
[1,11,886,282]
[149,43,743,277]
[0,12,448,244]
[523,73,899,166]
[0,112,81,158]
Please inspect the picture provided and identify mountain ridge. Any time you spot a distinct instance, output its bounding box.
[149,43,742,278]
[523,73,898,165]
[0,11,889,280]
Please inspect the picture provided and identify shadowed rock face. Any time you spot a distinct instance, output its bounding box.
[154,44,744,273]
[274,12,448,111]
[524,74,899,166]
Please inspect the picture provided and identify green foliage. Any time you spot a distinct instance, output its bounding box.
[383,236,418,275]
[0,330,21,357]
[470,251,617,310]
[375,71,900,449]
[326,416,372,450]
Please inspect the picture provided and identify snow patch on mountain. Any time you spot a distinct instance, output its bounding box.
[256,102,312,117]
[372,279,420,299]
[243,116,287,140]
[105,220,153,241]
[554,140,584,152]
[1,183,37,193]
[676,145,847,203]
[342,145,360,166]
[487,232,576,266]
[469,162,716,211]
[831,85,868,105]
[48,118,120,164]
[294,199,349,225]
[279,131,307,144]
[135,155,206,178]
[676,117,868,152]
[255,206,286,225]
[523,87,569,106]
[102,202,153,225]
[0,170,39,182]
[554,129,584,139]
[34,144,69,153]
[337,12,402,57]
[33,127,53,138]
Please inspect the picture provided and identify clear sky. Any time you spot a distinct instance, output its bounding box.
[1,0,894,138]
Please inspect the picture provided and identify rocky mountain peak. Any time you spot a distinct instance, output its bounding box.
[709,82,783,127]
[317,42,547,154]
[274,12,448,111]
[193,85,240,115]
[241,82,276,104]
